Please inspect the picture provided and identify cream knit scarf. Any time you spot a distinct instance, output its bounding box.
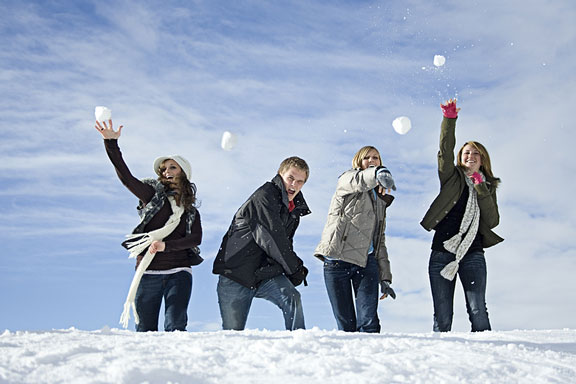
[441,173,481,281]
[119,196,184,329]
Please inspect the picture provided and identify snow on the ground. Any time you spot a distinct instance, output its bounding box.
[1,328,575,384]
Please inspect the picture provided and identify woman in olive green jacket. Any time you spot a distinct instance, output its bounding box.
[421,99,503,332]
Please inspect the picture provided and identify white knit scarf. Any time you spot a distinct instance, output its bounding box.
[441,173,481,281]
[119,196,184,329]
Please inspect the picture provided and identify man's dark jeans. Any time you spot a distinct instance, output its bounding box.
[217,275,305,331]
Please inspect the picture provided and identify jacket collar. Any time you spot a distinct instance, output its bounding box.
[271,174,311,217]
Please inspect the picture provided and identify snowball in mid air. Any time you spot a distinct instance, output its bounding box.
[221,131,238,151]
[433,55,446,67]
[95,106,112,122]
[392,116,412,135]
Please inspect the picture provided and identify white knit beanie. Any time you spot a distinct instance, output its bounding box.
[153,155,192,180]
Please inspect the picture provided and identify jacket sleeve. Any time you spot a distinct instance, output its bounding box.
[246,189,303,275]
[375,195,393,282]
[335,168,379,196]
[376,229,392,283]
[438,117,459,185]
[475,182,500,229]
[164,210,203,252]
[104,139,154,203]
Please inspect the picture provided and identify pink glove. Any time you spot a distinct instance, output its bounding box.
[441,100,459,118]
[470,172,483,185]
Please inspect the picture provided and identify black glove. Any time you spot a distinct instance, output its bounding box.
[376,166,396,191]
[288,266,309,287]
[254,263,284,282]
[380,280,396,299]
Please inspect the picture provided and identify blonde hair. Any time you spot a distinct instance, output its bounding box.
[457,141,500,187]
[277,156,310,181]
[352,146,382,169]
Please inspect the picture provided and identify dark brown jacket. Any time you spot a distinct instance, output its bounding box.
[105,139,202,270]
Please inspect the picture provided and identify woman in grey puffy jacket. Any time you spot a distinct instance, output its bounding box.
[314,146,396,333]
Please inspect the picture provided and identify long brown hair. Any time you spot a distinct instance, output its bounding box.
[457,141,500,187]
[158,161,197,211]
[160,177,197,211]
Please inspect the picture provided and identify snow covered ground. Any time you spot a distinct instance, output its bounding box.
[1,328,575,383]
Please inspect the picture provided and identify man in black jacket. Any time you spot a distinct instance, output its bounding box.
[213,156,311,330]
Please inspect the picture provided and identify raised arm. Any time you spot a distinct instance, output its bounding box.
[437,99,461,183]
[96,119,154,203]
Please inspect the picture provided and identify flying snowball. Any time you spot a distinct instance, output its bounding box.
[94,106,112,122]
[433,55,446,67]
[221,131,238,151]
[392,116,412,135]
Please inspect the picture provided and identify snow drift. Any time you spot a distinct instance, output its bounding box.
[1,328,575,383]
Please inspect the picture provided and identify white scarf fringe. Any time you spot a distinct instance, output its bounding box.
[441,175,481,281]
[119,197,184,329]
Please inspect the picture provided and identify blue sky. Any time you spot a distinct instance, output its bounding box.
[1,0,575,332]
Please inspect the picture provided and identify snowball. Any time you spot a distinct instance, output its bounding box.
[94,106,112,122]
[392,116,412,135]
[433,55,446,67]
[221,131,238,151]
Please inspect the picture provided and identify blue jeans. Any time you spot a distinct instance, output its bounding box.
[428,250,491,332]
[217,275,305,331]
[134,271,192,332]
[323,254,380,333]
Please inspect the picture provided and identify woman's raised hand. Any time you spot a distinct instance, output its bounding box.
[95,119,123,139]
[441,98,461,118]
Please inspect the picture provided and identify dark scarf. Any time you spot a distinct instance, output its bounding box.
[133,178,196,236]
[122,178,202,264]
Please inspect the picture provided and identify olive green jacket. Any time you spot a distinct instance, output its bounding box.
[315,168,393,282]
[420,117,504,248]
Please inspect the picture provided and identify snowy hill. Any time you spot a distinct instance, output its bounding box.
[1,328,575,383]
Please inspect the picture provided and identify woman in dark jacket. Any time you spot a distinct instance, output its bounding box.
[421,99,503,332]
[95,119,202,332]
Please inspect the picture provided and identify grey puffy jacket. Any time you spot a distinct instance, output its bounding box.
[314,167,393,282]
